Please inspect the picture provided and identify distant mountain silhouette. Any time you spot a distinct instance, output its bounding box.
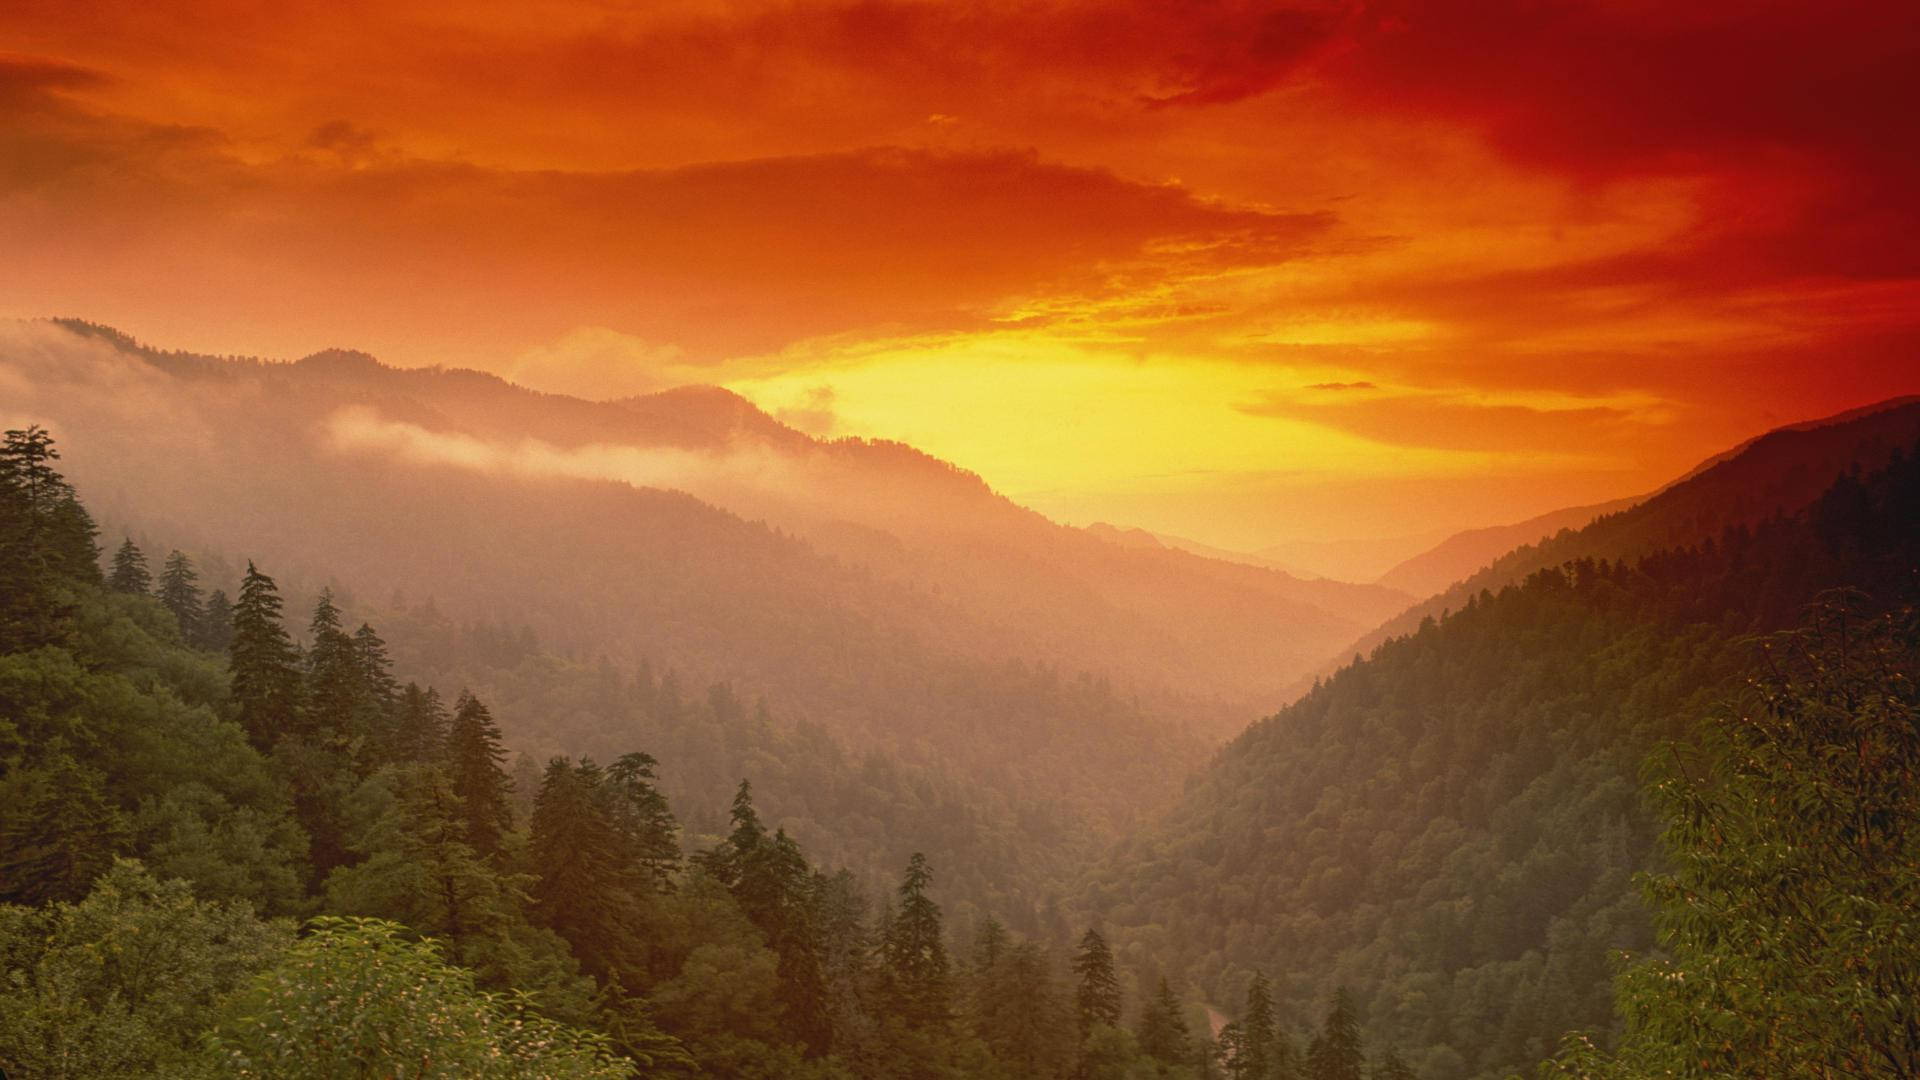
[1373,496,1645,598]
[11,318,1403,748]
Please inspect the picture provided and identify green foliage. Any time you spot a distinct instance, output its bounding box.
[205,915,633,1079]
[1304,989,1362,1080]
[448,690,514,861]
[200,587,234,652]
[1091,443,1920,1079]
[323,763,517,968]
[1075,928,1123,1040]
[389,681,450,763]
[1546,600,1920,1078]
[882,852,954,1031]
[229,562,301,751]
[1135,977,1193,1069]
[110,536,153,594]
[1373,1049,1417,1080]
[0,749,129,905]
[159,548,205,637]
[0,424,100,650]
[0,859,291,1079]
[975,938,1072,1077]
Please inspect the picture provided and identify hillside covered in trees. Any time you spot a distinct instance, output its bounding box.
[1,424,1449,1078]
[1085,430,1920,1077]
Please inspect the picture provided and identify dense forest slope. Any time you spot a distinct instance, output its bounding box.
[1084,434,1920,1078]
[0,425,1435,1079]
[1333,398,1920,668]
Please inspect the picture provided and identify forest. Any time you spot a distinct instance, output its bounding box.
[3,417,1917,1079]
[0,425,1419,1077]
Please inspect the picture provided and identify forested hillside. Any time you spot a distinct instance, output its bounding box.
[1334,399,1920,669]
[5,424,1367,1078]
[1084,439,1920,1078]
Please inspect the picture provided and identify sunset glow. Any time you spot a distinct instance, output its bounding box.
[3,1,1916,545]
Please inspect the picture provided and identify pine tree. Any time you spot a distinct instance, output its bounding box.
[324,763,514,970]
[0,426,96,648]
[229,562,302,750]
[969,915,1011,1039]
[1136,977,1192,1067]
[814,869,881,1070]
[305,590,363,751]
[199,588,234,652]
[879,852,952,1030]
[986,939,1071,1077]
[351,623,400,764]
[699,779,766,887]
[157,550,203,635]
[0,752,130,904]
[1305,989,1363,1080]
[1216,1021,1249,1080]
[704,780,830,1053]
[0,426,99,595]
[528,757,656,990]
[1073,927,1122,1040]
[1243,972,1278,1080]
[1371,1048,1417,1080]
[388,683,450,762]
[446,691,513,861]
[108,537,151,594]
[603,751,679,891]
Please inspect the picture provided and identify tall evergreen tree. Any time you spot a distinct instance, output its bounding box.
[324,763,514,969]
[1371,1049,1417,1080]
[0,426,99,590]
[446,691,513,861]
[879,852,952,1030]
[304,590,362,747]
[529,757,637,982]
[0,752,129,904]
[0,426,97,648]
[351,623,400,763]
[603,751,680,890]
[814,869,882,1071]
[1216,1021,1250,1080]
[1072,927,1122,1041]
[156,549,203,634]
[1245,973,1279,1080]
[1136,977,1192,1067]
[108,537,152,594]
[982,939,1071,1077]
[199,587,234,652]
[968,915,1011,1041]
[703,780,830,1053]
[228,562,302,750]
[390,683,450,763]
[1305,989,1363,1080]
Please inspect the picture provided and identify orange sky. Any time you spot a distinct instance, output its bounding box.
[2,0,1916,549]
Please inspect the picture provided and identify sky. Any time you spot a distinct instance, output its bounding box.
[2,0,1916,550]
